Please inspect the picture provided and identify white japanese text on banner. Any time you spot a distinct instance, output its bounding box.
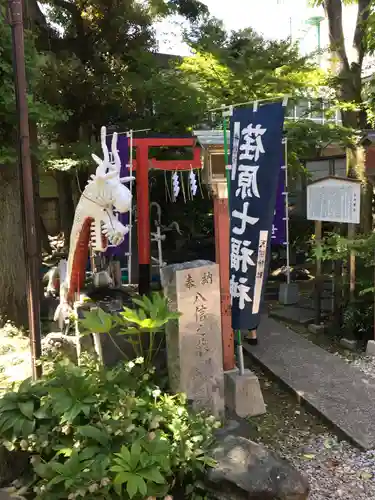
[229,102,286,331]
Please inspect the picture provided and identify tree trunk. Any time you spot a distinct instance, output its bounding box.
[346,145,373,233]
[0,165,28,327]
[56,170,75,246]
[323,0,373,232]
[336,62,372,232]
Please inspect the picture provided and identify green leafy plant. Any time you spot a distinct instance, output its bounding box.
[111,440,170,498]
[80,293,181,366]
[310,231,375,265]
[0,357,219,499]
[342,300,374,345]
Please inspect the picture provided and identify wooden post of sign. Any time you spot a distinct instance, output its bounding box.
[332,224,343,329]
[333,258,342,328]
[314,220,322,325]
[348,223,356,303]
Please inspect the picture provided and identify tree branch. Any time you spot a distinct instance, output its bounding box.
[45,0,92,61]
[47,0,80,16]
[324,0,349,71]
[353,0,371,66]
[25,0,49,30]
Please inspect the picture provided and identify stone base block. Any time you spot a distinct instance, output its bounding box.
[278,283,299,305]
[224,368,266,418]
[308,323,326,334]
[340,338,357,351]
[366,340,375,356]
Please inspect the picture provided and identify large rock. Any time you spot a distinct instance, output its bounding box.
[206,435,309,500]
[42,332,94,362]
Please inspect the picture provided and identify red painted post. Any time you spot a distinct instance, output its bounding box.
[136,143,151,295]
[214,195,235,371]
[214,197,221,264]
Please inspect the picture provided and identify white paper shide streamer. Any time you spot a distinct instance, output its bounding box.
[172,172,180,200]
[189,169,197,197]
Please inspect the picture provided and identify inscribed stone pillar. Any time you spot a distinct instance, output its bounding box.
[161,260,225,417]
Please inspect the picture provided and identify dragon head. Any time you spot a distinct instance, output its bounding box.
[91,126,134,213]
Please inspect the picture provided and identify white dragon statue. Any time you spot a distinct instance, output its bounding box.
[54,125,134,329]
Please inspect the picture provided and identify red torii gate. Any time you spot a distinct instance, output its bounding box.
[130,136,201,295]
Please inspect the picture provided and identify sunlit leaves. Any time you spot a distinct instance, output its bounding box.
[147,0,208,20]
[79,292,181,365]
[180,26,325,114]
[80,307,113,334]
[80,292,181,336]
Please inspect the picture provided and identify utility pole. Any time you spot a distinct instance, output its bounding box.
[8,0,42,379]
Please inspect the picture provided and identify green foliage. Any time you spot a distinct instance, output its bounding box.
[110,441,170,498]
[177,22,354,181]
[342,300,374,343]
[285,119,356,177]
[0,357,219,499]
[310,229,375,343]
[0,12,66,164]
[311,231,375,265]
[181,24,324,108]
[32,0,209,166]
[80,293,180,366]
[147,0,208,20]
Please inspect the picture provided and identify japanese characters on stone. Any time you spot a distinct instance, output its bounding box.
[229,103,286,331]
[185,273,196,290]
[201,271,213,285]
[194,291,208,354]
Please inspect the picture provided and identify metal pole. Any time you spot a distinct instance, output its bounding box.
[8,0,42,379]
[222,106,245,376]
[127,130,133,285]
[283,138,291,285]
[209,96,288,114]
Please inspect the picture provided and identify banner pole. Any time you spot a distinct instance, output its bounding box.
[210,95,289,114]
[284,137,291,285]
[222,106,245,376]
[128,130,134,284]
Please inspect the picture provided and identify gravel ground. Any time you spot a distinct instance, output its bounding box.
[247,361,375,500]
[288,434,375,499]
[343,353,375,381]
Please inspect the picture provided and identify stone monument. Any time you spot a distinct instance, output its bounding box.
[161,260,225,417]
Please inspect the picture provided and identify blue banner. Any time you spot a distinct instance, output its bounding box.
[229,102,286,331]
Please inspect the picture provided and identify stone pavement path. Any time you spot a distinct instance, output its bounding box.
[269,305,316,325]
[243,315,375,450]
